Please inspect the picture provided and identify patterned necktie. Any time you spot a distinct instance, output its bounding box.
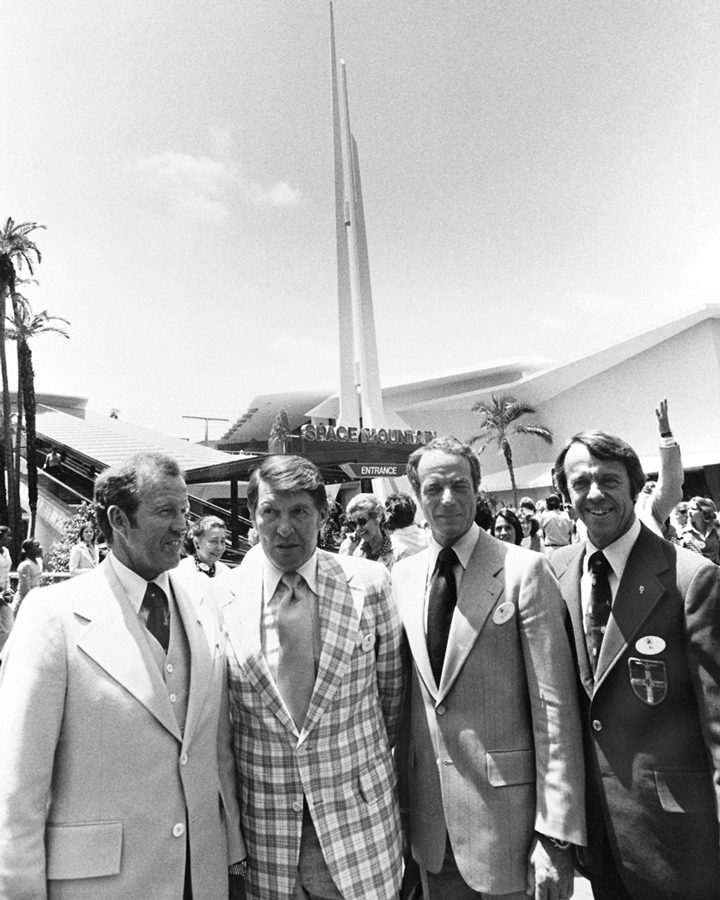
[276,573,316,729]
[143,582,170,653]
[585,551,612,675]
[426,547,458,685]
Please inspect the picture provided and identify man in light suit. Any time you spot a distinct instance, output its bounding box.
[551,431,720,900]
[0,452,245,900]
[222,455,404,900]
[394,436,585,900]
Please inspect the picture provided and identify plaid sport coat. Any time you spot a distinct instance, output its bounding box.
[223,547,404,900]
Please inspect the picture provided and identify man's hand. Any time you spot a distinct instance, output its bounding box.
[656,398,671,436]
[526,834,574,900]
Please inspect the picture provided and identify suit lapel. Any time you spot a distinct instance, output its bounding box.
[170,571,215,747]
[440,530,504,699]
[301,550,358,740]
[223,551,298,735]
[396,550,438,699]
[595,526,668,688]
[554,545,595,697]
[76,561,181,739]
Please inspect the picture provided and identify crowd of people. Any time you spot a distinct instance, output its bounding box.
[0,405,718,900]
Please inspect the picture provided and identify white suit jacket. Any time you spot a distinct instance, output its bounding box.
[0,558,244,900]
[222,547,404,900]
[393,528,586,895]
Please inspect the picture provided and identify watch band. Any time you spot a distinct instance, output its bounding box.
[537,832,571,851]
[228,860,248,877]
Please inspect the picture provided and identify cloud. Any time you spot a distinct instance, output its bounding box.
[245,181,304,207]
[138,148,304,221]
[138,151,232,221]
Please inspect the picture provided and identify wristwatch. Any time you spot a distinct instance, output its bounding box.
[537,832,571,851]
[228,860,248,877]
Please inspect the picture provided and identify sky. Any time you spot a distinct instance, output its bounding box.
[3,0,720,443]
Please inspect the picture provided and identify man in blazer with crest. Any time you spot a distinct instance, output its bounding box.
[0,452,245,900]
[551,431,720,900]
[393,437,585,900]
[222,455,404,900]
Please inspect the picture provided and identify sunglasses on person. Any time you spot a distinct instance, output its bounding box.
[349,516,370,527]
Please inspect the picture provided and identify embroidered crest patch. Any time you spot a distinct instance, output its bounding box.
[628,657,667,706]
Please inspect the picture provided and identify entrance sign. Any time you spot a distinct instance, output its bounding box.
[346,463,404,478]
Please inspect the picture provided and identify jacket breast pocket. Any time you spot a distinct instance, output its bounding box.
[46,821,123,880]
[654,770,713,814]
[486,748,535,787]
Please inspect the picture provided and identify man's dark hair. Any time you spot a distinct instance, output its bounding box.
[384,493,417,530]
[247,455,327,515]
[407,436,481,495]
[545,494,562,511]
[94,452,183,545]
[554,431,646,502]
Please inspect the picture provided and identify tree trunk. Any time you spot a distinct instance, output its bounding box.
[0,285,19,557]
[14,341,23,522]
[502,439,518,509]
[19,341,38,536]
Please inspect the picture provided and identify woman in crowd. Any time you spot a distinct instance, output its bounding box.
[14,539,43,615]
[493,508,523,545]
[69,523,99,576]
[339,493,395,568]
[0,527,13,654]
[517,498,544,552]
[680,497,720,564]
[384,492,427,560]
[179,516,230,579]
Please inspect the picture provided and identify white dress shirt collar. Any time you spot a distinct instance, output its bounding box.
[107,552,171,614]
[262,550,319,602]
[428,522,480,573]
[586,516,641,585]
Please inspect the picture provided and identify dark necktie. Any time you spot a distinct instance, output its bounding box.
[585,551,612,675]
[143,582,170,653]
[276,573,316,729]
[426,547,458,685]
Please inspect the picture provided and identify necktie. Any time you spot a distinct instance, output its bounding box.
[143,582,170,653]
[276,573,316,729]
[585,551,612,675]
[426,547,458,685]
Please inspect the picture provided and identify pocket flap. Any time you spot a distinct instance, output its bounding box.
[654,770,712,814]
[486,748,535,787]
[46,821,123,880]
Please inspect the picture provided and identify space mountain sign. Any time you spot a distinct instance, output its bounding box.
[300,423,437,446]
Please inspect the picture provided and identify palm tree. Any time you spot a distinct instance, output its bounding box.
[470,394,553,508]
[8,294,69,536]
[0,218,45,546]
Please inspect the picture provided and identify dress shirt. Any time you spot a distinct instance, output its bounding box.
[424,522,480,632]
[107,553,171,625]
[261,552,321,685]
[580,516,641,620]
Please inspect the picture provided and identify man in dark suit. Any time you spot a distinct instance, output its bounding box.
[552,431,720,900]
[394,436,585,900]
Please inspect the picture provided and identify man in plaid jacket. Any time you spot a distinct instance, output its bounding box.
[222,455,404,900]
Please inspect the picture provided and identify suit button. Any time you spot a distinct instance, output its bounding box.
[180,753,188,766]
[166,663,174,673]
[172,823,185,838]
[436,705,446,716]
[592,719,602,731]
[292,800,303,813]
[169,693,177,703]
